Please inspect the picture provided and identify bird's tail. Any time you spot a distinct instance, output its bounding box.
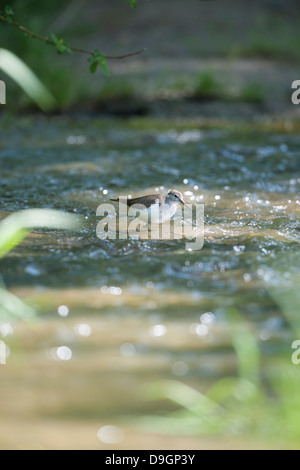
[110,198,119,202]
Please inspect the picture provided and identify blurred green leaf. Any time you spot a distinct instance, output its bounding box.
[50,33,59,44]
[139,289,300,443]
[146,379,219,416]
[0,226,29,259]
[4,5,14,16]
[0,208,83,323]
[0,48,56,111]
[89,61,98,74]
[228,308,260,384]
[0,5,14,22]
[0,208,82,258]
[0,287,36,322]
[100,61,110,76]
[206,377,260,405]
[125,0,137,8]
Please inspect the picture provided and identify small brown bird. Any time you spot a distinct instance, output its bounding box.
[110,189,187,223]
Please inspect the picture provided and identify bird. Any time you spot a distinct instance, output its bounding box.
[110,189,187,224]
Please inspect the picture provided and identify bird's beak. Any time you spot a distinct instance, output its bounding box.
[179,198,188,207]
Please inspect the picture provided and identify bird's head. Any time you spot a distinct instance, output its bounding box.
[167,189,187,206]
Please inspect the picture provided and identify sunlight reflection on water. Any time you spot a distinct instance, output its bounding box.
[0,118,299,449]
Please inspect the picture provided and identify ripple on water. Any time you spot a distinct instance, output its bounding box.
[1,121,300,407]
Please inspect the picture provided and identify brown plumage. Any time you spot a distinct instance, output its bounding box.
[110,189,186,209]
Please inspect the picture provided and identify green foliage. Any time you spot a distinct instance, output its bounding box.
[193,71,223,100]
[88,50,110,75]
[0,284,36,323]
[0,4,14,22]
[99,78,135,102]
[0,3,144,79]
[0,208,81,259]
[229,31,300,63]
[140,308,264,437]
[50,33,72,54]
[0,209,82,322]
[238,83,266,104]
[0,47,56,110]
[138,291,300,446]
[125,0,138,8]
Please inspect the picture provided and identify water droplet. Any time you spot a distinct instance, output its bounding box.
[243,273,252,283]
[66,135,86,145]
[172,361,189,376]
[58,305,69,317]
[200,312,215,325]
[192,324,208,336]
[233,245,245,254]
[74,324,92,337]
[149,324,166,337]
[120,343,136,356]
[109,286,122,295]
[25,264,41,276]
[53,346,72,361]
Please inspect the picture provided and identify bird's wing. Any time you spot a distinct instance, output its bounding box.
[127,194,161,208]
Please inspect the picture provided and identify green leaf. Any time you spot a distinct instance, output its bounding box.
[0,227,29,258]
[0,209,83,324]
[88,49,100,62]
[1,5,14,22]
[100,61,110,76]
[228,307,260,385]
[88,51,110,75]
[50,33,59,45]
[0,209,82,258]
[4,5,14,16]
[0,287,36,322]
[0,48,56,111]
[90,61,98,73]
[50,33,72,54]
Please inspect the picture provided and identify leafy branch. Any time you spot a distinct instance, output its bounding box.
[0,4,145,76]
[88,50,110,75]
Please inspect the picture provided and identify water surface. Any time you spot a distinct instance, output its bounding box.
[0,116,299,449]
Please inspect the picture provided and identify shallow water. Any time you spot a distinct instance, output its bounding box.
[0,116,299,449]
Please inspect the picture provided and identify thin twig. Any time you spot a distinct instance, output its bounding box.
[0,14,146,59]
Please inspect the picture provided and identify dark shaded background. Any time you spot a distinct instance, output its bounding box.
[1,0,300,119]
